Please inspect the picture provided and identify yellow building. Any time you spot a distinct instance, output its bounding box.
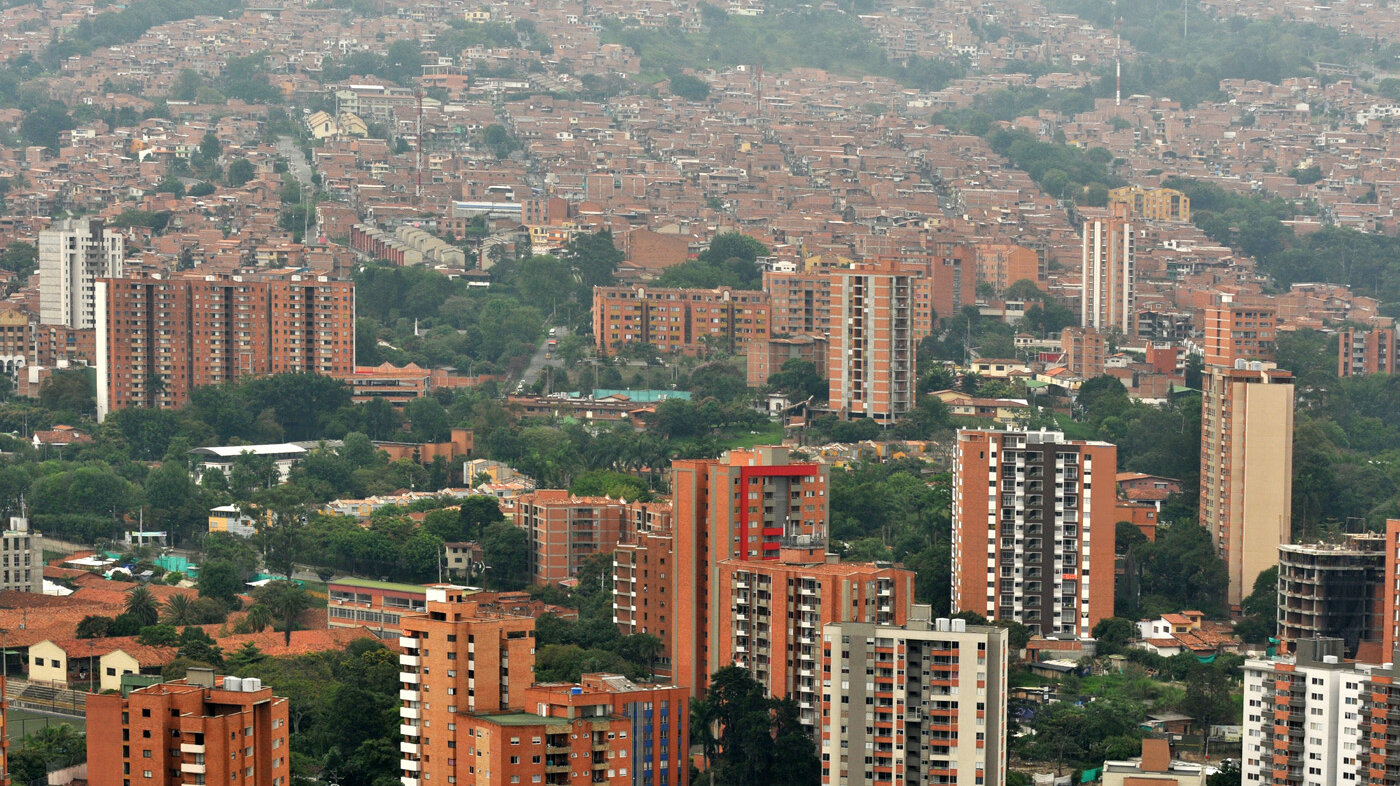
[1108,185,1191,222]
[207,505,256,537]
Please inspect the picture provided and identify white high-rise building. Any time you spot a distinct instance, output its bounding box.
[1242,638,1373,786]
[1080,204,1134,333]
[39,218,123,329]
[821,608,1008,786]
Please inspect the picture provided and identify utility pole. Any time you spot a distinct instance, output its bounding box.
[415,90,424,202]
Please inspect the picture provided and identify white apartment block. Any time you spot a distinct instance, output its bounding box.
[1242,638,1371,786]
[821,608,1008,786]
[39,218,123,329]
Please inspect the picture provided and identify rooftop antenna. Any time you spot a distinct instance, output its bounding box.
[1114,0,1122,107]
[755,64,763,116]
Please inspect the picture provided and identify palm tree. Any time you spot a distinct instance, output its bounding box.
[162,594,197,626]
[253,581,309,646]
[690,696,717,771]
[125,586,159,627]
[243,604,272,633]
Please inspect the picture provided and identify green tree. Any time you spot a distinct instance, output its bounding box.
[766,358,826,400]
[0,242,38,278]
[1137,522,1229,618]
[397,531,445,581]
[177,626,224,667]
[669,73,711,101]
[480,124,520,158]
[694,667,820,785]
[225,641,265,669]
[561,230,623,295]
[171,69,203,101]
[253,580,311,646]
[38,369,94,416]
[406,396,451,442]
[1178,660,1237,736]
[569,470,651,502]
[227,158,255,186]
[1208,761,1242,786]
[19,104,74,151]
[248,484,311,580]
[1235,565,1278,643]
[7,723,84,783]
[75,615,113,639]
[455,496,505,541]
[124,586,159,627]
[137,623,179,646]
[1091,616,1136,656]
[197,559,245,606]
[162,594,198,626]
[481,521,529,590]
[242,603,273,633]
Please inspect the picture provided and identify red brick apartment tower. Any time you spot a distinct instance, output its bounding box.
[828,260,917,424]
[1203,295,1277,367]
[519,675,690,786]
[1383,520,1400,658]
[1363,653,1400,786]
[590,285,770,357]
[715,558,912,731]
[516,490,628,585]
[1339,325,1396,377]
[96,272,355,419]
[86,669,290,786]
[952,429,1117,637]
[613,513,677,675]
[667,447,828,694]
[764,269,833,337]
[398,586,538,783]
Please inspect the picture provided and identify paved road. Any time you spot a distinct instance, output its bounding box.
[276,136,314,189]
[519,325,568,390]
[275,135,317,238]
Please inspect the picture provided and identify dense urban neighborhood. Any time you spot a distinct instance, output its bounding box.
[1,0,1400,785]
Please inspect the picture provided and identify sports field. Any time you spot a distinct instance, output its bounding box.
[5,706,85,739]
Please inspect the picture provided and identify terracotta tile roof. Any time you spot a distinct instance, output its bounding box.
[43,635,177,666]
[0,580,199,647]
[42,566,90,581]
[110,642,179,667]
[214,626,389,657]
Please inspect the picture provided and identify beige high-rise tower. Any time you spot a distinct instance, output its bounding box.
[1200,361,1294,607]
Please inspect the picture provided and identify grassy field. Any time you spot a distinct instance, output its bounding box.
[6,706,85,740]
[718,421,786,450]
